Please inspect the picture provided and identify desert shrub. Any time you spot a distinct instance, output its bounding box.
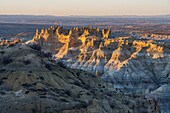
[0,80,3,85]
[44,52,52,58]
[73,80,81,86]
[65,89,72,96]
[57,62,66,68]
[1,77,8,80]
[45,64,52,70]
[2,56,13,64]
[60,97,68,102]
[0,51,5,54]
[29,43,41,51]
[8,43,15,47]
[85,84,91,89]
[23,59,31,65]
[106,92,112,97]
[39,96,46,98]
[110,103,115,109]
[73,102,88,109]
[22,83,32,87]
[86,92,91,95]
[0,69,6,73]
[39,76,44,80]
[31,109,36,113]
[27,74,31,76]
[25,91,30,94]
[29,71,32,73]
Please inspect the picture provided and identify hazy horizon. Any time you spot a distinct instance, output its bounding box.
[0,14,170,17]
[0,0,170,16]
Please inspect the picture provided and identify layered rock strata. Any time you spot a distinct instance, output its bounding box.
[30,26,170,112]
[31,26,169,92]
[0,40,161,113]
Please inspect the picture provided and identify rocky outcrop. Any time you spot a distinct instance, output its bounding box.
[131,33,170,44]
[30,26,169,93]
[29,26,169,112]
[29,26,110,53]
[0,40,161,113]
[135,33,170,40]
[147,84,170,113]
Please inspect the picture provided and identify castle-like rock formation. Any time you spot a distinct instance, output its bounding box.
[29,26,170,112]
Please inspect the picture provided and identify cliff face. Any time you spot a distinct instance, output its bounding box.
[30,26,170,112]
[30,26,110,53]
[0,40,161,113]
[31,26,169,90]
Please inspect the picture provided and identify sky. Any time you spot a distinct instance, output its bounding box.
[0,0,170,16]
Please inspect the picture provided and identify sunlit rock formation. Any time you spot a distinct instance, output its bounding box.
[30,26,170,112]
[31,26,169,90]
[132,33,170,42]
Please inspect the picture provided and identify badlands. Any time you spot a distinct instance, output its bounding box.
[30,26,170,112]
